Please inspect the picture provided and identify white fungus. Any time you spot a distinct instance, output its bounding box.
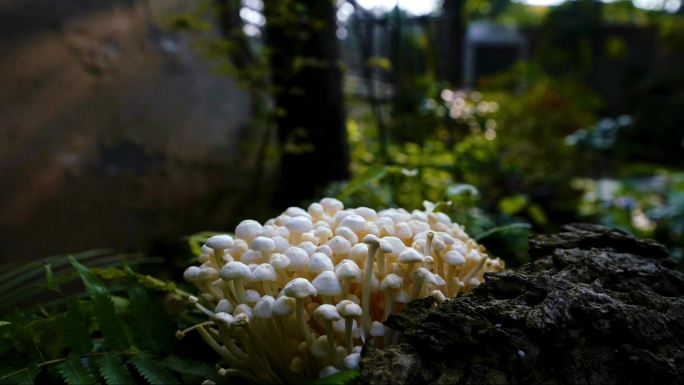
[182,198,505,384]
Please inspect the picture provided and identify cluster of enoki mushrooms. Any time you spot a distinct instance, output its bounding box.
[178,198,505,384]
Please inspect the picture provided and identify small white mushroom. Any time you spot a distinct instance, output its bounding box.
[311,271,342,304]
[398,248,424,281]
[327,236,352,264]
[235,220,262,243]
[220,261,252,302]
[285,216,313,245]
[283,278,317,344]
[308,253,335,278]
[313,304,341,366]
[335,260,361,299]
[314,227,333,245]
[361,234,380,339]
[205,235,234,268]
[320,198,344,216]
[342,353,360,370]
[445,250,466,297]
[253,263,278,295]
[379,273,403,321]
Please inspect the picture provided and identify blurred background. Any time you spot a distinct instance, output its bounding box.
[1,0,683,266]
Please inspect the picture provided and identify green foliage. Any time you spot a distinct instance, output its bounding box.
[310,370,360,385]
[0,254,211,385]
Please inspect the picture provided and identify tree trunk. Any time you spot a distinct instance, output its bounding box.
[263,0,349,207]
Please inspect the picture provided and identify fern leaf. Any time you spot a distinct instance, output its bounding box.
[160,355,220,381]
[125,285,172,353]
[68,256,108,298]
[64,298,92,353]
[43,261,61,293]
[0,363,39,385]
[131,353,179,385]
[56,357,96,385]
[92,296,131,350]
[96,355,134,385]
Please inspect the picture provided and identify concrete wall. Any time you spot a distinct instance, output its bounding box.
[0,0,266,260]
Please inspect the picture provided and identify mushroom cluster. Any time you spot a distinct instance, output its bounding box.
[179,198,504,383]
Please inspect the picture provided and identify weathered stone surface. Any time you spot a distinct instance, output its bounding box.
[357,224,684,385]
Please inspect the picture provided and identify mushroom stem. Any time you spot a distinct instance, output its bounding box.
[361,238,380,339]
[383,289,395,321]
[233,279,246,302]
[295,298,315,344]
[462,257,487,288]
[341,279,351,299]
[377,250,386,278]
[323,321,340,367]
[410,277,424,301]
[447,265,457,297]
[212,248,225,269]
[196,325,239,367]
[344,318,354,353]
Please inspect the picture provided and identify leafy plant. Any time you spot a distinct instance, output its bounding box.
[0,254,218,385]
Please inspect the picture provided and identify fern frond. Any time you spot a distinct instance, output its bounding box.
[160,355,220,381]
[92,296,131,350]
[64,298,92,354]
[69,256,108,298]
[96,355,134,385]
[43,262,61,294]
[0,363,39,385]
[131,353,179,385]
[56,357,96,385]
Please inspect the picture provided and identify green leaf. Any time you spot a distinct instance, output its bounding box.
[11,324,41,362]
[310,370,359,385]
[126,285,172,353]
[92,296,131,350]
[96,355,134,385]
[0,363,39,385]
[339,165,391,200]
[68,256,108,298]
[498,195,528,215]
[131,353,179,385]
[474,222,532,241]
[64,298,92,353]
[446,183,480,200]
[43,262,61,293]
[160,355,220,382]
[56,357,96,385]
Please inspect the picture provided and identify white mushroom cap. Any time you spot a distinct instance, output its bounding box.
[313,304,340,321]
[205,234,235,250]
[445,250,466,265]
[451,241,467,254]
[310,336,329,358]
[381,236,406,256]
[285,216,313,233]
[311,271,342,297]
[316,245,332,258]
[395,222,413,239]
[269,253,290,270]
[253,263,277,282]
[250,236,275,254]
[285,207,311,220]
[327,236,352,255]
[183,266,201,282]
[319,365,340,378]
[335,260,361,281]
[273,296,296,316]
[309,253,334,274]
[348,243,369,263]
[298,241,318,256]
[240,250,262,264]
[289,356,304,373]
[320,198,344,215]
[343,353,361,370]
[220,261,252,280]
[431,290,447,303]
[283,278,317,298]
[235,220,262,242]
[468,249,482,262]
[432,274,446,287]
[354,207,378,221]
[253,295,275,318]
[336,301,362,318]
[258,226,279,238]
[334,226,359,244]
[399,248,424,264]
[243,289,261,303]
[284,247,310,271]
[339,214,366,233]
[410,267,436,283]
[333,318,357,333]
[308,203,324,219]
[369,321,386,337]
[395,290,409,303]
[233,304,253,318]
[432,237,447,253]
[213,312,234,326]
[271,236,289,253]
[215,299,234,314]
[314,227,333,241]
[468,277,481,286]
[380,273,403,290]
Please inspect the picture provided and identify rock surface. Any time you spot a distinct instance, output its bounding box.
[357,224,684,385]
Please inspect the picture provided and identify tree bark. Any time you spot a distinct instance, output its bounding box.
[356,224,684,385]
[263,0,349,207]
